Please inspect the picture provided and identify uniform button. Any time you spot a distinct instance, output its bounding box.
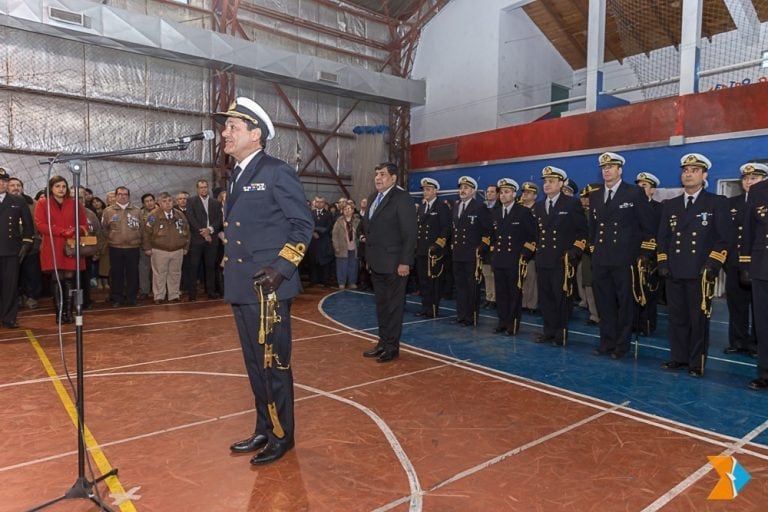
[223,239,228,244]
[237,258,243,263]
[599,239,603,243]
[675,249,680,253]
[613,222,618,226]
[599,223,604,227]
[692,250,696,254]
[692,232,697,236]
[613,239,617,243]
[738,227,743,231]
[236,240,242,245]
[223,256,229,262]
[676,232,681,236]
[235,221,241,227]
[691,241,696,245]
[223,221,229,227]
[675,240,681,245]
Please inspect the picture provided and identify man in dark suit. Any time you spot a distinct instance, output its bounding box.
[533,166,588,346]
[0,168,34,328]
[740,175,768,389]
[725,163,765,356]
[307,196,334,287]
[216,97,313,465]
[490,178,537,336]
[415,177,451,318]
[186,179,223,300]
[588,152,656,359]
[658,153,731,377]
[360,163,417,363]
[634,172,663,336]
[452,176,493,326]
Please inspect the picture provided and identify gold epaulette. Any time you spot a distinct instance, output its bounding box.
[573,239,586,250]
[435,237,446,248]
[657,252,668,262]
[523,242,536,253]
[22,238,34,243]
[739,255,751,263]
[278,242,307,267]
[708,250,727,264]
[640,239,657,251]
[482,236,491,246]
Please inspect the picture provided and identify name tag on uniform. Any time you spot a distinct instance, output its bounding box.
[619,202,634,209]
[558,211,568,215]
[512,221,520,225]
[243,182,266,192]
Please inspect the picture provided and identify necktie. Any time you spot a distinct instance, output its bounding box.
[370,192,383,218]
[686,195,693,210]
[458,202,465,218]
[547,199,553,215]
[230,165,242,194]
[502,207,508,219]
[424,202,429,215]
[605,189,613,206]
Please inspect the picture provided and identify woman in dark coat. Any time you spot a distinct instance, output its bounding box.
[34,175,87,323]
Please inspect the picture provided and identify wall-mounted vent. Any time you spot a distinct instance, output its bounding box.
[317,70,339,84]
[48,7,88,27]
[427,142,458,162]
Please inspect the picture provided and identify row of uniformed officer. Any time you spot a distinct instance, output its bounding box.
[415,177,452,318]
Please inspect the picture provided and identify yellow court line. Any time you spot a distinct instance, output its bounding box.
[25,329,136,511]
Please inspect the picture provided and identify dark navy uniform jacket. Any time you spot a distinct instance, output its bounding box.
[0,193,34,256]
[451,197,492,262]
[740,179,768,280]
[727,194,748,269]
[532,195,587,269]
[222,151,314,304]
[588,181,657,265]
[416,199,451,257]
[490,203,537,269]
[657,191,731,279]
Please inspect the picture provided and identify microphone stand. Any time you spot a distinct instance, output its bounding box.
[29,141,193,511]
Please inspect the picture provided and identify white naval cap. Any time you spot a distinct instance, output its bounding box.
[420,177,440,189]
[680,153,712,170]
[541,166,567,181]
[497,178,519,192]
[458,176,478,189]
[599,152,625,167]
[214,97,276,140]
[740,162,768,177]
[635,172,660,187]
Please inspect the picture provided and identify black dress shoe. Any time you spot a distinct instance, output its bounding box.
[584,319,598,326]
[506,327,519,336]
[493,326,507,334]
[592,349,610,356]
[363,346,385,358]
[230,433,268,454]
[2,321,19,328]
[208,293,221,299]
[377,351,399,363]
[723,347,740,354]
[748,378,768,390]
[535,334,554,344]
[661,361,688,370]
[610,351,626,360]
[688,367,704,378]
[250,439,295,465]
[414,311,427,317]
[488,301,496,309]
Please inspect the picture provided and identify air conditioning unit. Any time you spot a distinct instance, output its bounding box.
[317,70,339,84]
[48,7,89,27]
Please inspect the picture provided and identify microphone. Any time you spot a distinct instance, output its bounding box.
[167,130,215,144]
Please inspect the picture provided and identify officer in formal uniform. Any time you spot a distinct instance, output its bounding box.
[217,97,314,465]
[452,176,492,326]
[415,177,451,318]
[533,166,588,346]
[658,153,730,377]
[725,163,766,356]
[739,176,768,389]
[578,183,601,326]
[588,152,656,359]
[519,181,539,313]
[0,168,34,328]
[490,178,537,335]
[634,172,663,335]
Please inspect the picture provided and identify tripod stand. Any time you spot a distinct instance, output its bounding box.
[29,137,203,511]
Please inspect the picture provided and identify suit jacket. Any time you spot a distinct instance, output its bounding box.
[187,194,223,245]
[451,197,492,262]
[416,199,451,256]
[658,191,731,280]
[588,181,656,266]
[740,179,768,280]
[726,194,748,268]
[0,193,34,257]
[490,202,537,269]
[532,195,588,269]
[361,186,417,274]
[222,151,314,304]
[308,208,334,264]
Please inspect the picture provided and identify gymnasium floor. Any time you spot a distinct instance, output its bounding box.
[0,287,765,511]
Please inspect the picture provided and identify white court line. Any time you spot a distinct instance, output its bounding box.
[374,401,630,512]
[296,382,423,512]
[641,418,768,511]
[314,293,768,453]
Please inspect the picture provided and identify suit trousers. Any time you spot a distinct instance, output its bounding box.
[139,250,152,295]
[371,270,408,353]
[0,255,20,323]
[232,300,295,443]
[453,259,480,323]
[752,279,768,380]
[187,240,218,298]
[494,266,521,331]
[593,264,634,355]
[151,248,184,301]
[482,264,495,301]
[725,265,755,350]
[109,247,139,304]
[537,265,571,338]
[416,255,442,316]
[521,260,538,310]
[666,277,708,369]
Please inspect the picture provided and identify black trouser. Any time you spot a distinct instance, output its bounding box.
[666,277,708,369]
[109,247,139,304]
[371,270,408,354]
[494,265,522,332]
[752,278,768,380]
[187,240,219,298]
[416,255,442,316]
[0,255,20,324]
[537,265,572,339]
[593,263,634,355]
[309,260,331,286]
[19,252,42,300]
[232,300,294,444]
[453,258,480,324]
[725,264,755,351]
